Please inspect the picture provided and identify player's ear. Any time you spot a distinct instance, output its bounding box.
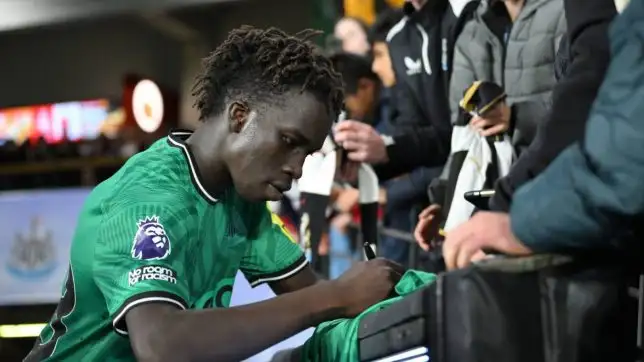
[228,101,250,133]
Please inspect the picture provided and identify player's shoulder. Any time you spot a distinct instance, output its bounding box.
[120,138,185,184]
[93,138,197,211]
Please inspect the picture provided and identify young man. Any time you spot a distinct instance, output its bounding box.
[369,7,403,135]
[330,52,381,124]
[369,8,402,90]
[25,26,404,362]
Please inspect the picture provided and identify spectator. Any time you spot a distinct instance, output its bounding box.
[442,0,642,269]
[489,0,617,212]
[334,0,479,181]
[331,53,381,124]
[368,8,403,133]
[367,8,437,266]
[449,0,566,154]
[369,8,402,90]
[425,0,616,247]
[413,0,566,250]
[334,17,371,56]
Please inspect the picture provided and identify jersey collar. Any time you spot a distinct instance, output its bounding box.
[167,129,219,204]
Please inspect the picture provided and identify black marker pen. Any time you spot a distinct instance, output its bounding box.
[363,242,376,260]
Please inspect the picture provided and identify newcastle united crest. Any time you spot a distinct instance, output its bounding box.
[7,217,57,278]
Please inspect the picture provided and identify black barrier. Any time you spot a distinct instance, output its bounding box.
[638,275,644,351]
[358,254,641,362]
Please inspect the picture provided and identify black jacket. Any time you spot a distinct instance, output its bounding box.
[490,0,617,212]
[375,0,479,181]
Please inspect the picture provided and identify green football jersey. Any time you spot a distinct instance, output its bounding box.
[25,130,306,362]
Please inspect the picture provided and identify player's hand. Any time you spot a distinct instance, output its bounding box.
[470,102,511,137]
[442,212,532,270]
[334,120,389,164]
[414,204,442,251]
[331,258,405,317]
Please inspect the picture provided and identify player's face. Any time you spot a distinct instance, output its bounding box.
[228,91,333,202]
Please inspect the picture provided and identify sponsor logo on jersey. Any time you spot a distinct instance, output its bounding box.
[6,217,57,279]
[128,265,177,287]
[131,216,171,260]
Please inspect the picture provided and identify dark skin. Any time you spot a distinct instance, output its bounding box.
[126,89,404,362]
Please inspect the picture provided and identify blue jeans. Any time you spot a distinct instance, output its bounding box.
[379,167,442,265]
[328,225,361,279]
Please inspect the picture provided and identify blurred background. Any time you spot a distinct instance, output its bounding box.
[0,0,404,360]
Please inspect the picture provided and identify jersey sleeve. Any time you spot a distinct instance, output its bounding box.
[240,204,308,287]
[93,202,193,335]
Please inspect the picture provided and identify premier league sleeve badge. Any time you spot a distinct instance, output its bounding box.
[131,216,171,261]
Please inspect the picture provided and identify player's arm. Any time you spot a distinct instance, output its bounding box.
[126,281,342,362]
[269,266,319,294]
[241,206,320,295]
[126,256,404,362]
[126,262,402,362]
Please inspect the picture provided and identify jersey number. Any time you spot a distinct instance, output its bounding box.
[25,265,76,361]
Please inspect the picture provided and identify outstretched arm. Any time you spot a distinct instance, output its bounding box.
[372,83,452,181]
[126,281,339,362]
[126,257,403,362]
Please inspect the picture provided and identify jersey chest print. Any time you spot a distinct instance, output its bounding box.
[131,216,171,260]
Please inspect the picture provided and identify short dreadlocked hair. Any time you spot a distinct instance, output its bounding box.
[193,26,345,121]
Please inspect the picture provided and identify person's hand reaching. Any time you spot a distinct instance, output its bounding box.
[413,204,442,251]
[330,258,405,317]
[334,120,389,164]
[470,102,511,137]
[442,212,532,270]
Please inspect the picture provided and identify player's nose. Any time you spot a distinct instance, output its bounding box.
[282,159,303,180]
[282,164,302,180]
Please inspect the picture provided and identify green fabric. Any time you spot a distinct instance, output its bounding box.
[301,270,437,362]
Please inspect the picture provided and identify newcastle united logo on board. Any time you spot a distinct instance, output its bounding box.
[7,217,57,278]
